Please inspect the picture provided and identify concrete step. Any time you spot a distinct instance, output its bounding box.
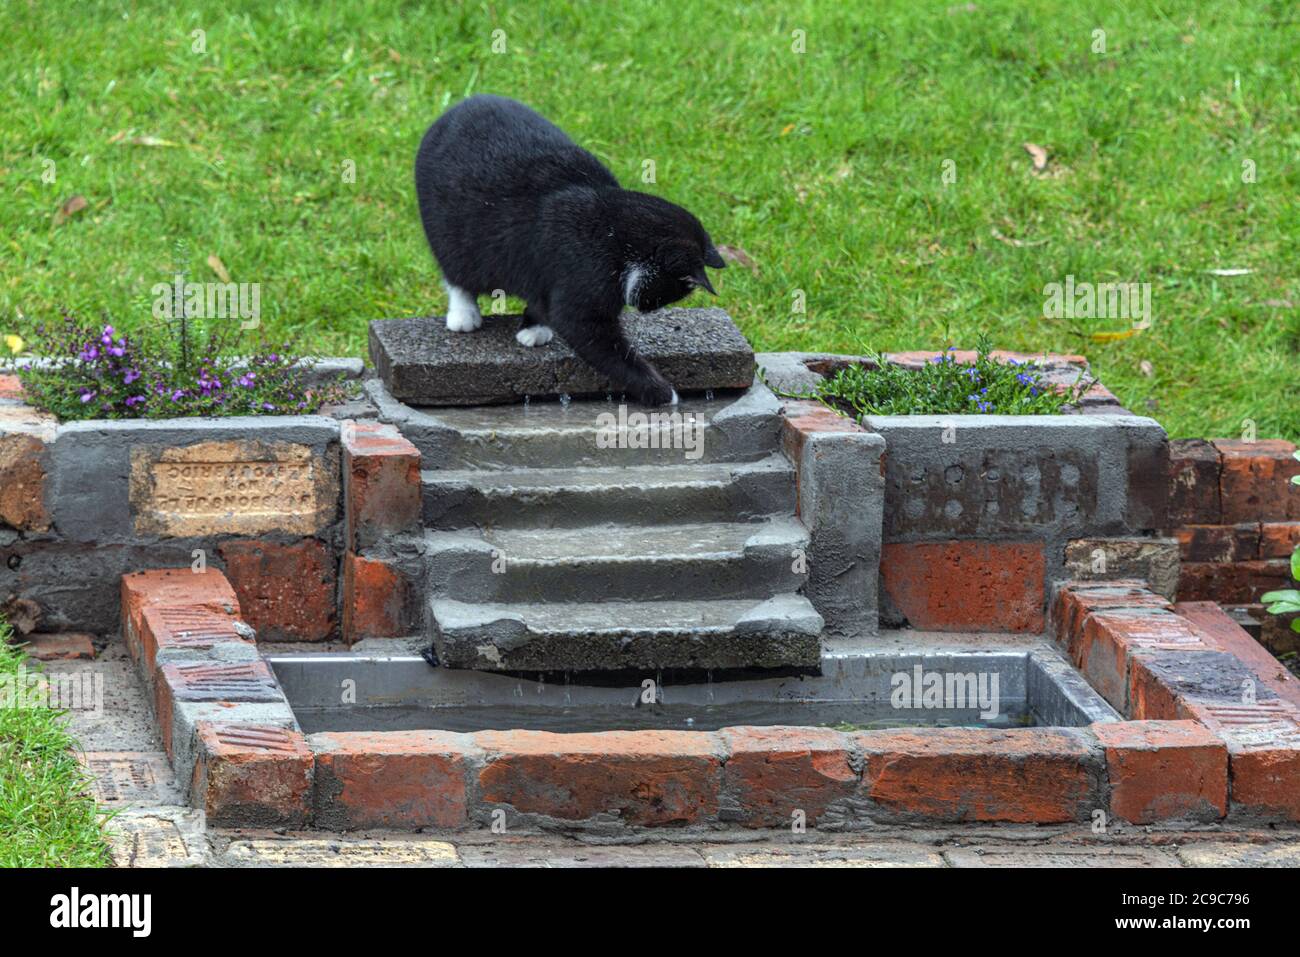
[425,517,809,603]
[421,454,795,529]
[428,594,824,671]
[367,377,783,468]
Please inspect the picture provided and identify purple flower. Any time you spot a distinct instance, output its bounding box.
[125,395,146,407]
[79,344,100,362]
[170,389,186,402]
[78,388,96,403]
[123,368,141,385]
[237,373,256,388]
[100,326,115,344]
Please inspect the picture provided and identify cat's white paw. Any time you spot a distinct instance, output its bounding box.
[515,325,554,347]
[445,284,483,332]
[445,305,482,332]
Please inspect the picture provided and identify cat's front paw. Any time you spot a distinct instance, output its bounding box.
[515,325,554,347]
[637,378,678,407]
[445,307,483,333]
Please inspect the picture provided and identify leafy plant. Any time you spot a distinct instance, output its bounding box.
[1260,451,1300,635]
[807,335,1088,419]
[15,312,355,422]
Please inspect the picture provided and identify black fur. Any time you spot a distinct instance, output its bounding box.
[414,94,725,406]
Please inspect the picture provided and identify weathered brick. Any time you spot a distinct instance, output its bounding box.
[720,726,857,828]
[1063,537,1180,599]
[311,730,473,830]
[880,541,1045,632]
[1075,610,1211,713]
[342,421,422,551]
[1216,438,1300,523]
[21,632,95,660]
[0,430,50,531]
[1125,430,1170,531]
[1177,560,1292,604]
[121,568,241,656]
[1184,699,1300,821]
[155,660,283,757]
[192,722,313,827]
[1051,580,1171,653]
[857,728,1101,823]
[341,553,414,643]
[134,604,251,676]
[1092,720,1227,823]
[1167,439,1221,525]
[218,538,337,642]
[1174,523,1259,562]
[1175,600,1300,709]
[1260,522,1300,559]
[476,730,723,826]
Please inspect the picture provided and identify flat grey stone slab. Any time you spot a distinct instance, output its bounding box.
[370,307,755,405]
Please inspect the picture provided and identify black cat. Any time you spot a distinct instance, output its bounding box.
[414,94,725,406]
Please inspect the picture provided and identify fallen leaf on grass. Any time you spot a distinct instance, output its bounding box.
[1139,360,1154,377]
[1022,142,1049,173]
[207,254,231,283]
[1203,267,1252,276]
[990,226,1048,248]
[109,131,179,147]
[716,244,757,272]
[1089,327,1143,342]
[52,194,88,227]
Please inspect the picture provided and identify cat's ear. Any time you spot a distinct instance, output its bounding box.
[689,269,718,296]
[703,245,726,269]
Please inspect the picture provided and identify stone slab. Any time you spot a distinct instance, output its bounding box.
[370,307,755,405]
[221,836,459,867]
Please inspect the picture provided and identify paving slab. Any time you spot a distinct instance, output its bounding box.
[1176,842,1300,867]
[942,845,1180,867]
[106,807,210,868]
[458,842,707,868]
[220,836,459,867]
[370,307,755,405]
[702,841,945,868]
[81,751,182,807]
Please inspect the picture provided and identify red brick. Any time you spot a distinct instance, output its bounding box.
[1167,439,1222,525]
[1075,610,1210,713]
[311,730,473,830]
[342,421,421,551]
[191,722,313,827]
[341,553,413,643]
[154,660,282,757]
[857,728,1099,823]
[476,730,723,826]
[218,538,336,642]
[133,604,250,675]
[1175,601,1300,709]
[20,633,95,660]
[1216,438,1300,522]
[780,399,867,480]
[1052,580,1170,653]
[880,541,1045,632]
[1092,720,1227,823]
[720,726,857,828]
[120,568,241,657]
[1174,524,1259,562]
[1260,522,1300,559]
[1177,560,1292,604]
[0,430,50,531]
[882,350,1087,370]
[1184,699,1300,821]
[0,374,23,401]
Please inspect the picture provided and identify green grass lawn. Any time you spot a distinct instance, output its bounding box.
[0,621,110,867]
[1,0,1296,438]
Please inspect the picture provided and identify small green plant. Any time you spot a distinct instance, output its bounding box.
[1260,450,1300,635]
[15,312,356,422]
[807,336,1087,419]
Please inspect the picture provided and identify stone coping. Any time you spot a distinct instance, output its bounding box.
[122,567,1300,832]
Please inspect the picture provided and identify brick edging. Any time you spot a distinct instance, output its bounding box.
[1053,579,1300,821]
